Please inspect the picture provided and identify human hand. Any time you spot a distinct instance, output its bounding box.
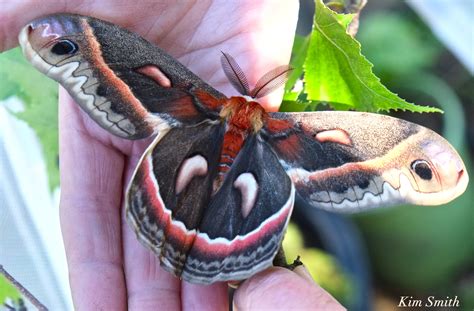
[2,1,344,309]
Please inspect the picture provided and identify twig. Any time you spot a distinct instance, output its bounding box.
[0,265,48,311]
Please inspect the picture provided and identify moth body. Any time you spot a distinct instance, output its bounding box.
[215,96,267,191]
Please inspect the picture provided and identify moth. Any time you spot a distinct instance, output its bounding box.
[19,14,469,284]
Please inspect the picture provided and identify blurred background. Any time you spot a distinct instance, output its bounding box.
[290,0,474,310]
[0,0,473,310]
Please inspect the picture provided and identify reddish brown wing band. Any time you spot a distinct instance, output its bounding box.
[19,13,469,284]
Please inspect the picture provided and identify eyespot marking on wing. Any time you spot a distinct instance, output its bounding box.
[411,160,433,180]
[51,39,79,55]
[315,129,352,146]
[233,172,258,218]
[176,155,208,194]
[136,65,172,88]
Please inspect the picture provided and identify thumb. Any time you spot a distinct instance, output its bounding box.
[233,266,346,311]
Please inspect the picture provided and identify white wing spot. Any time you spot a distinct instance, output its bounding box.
[315,129,352,146]
[136,65,172,88]
[234,173,258,218]
[176,155,208,194]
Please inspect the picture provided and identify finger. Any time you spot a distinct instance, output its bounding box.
[233,267,346,310]
[0,0,165,51]
[247,0,299,111]
[205,1,299,111]
[122,152,182,311]
[120,133,229,311]
[1,1,64,51]
[120,140,228,311]
[58,88,127,310]
[181,282,229,311]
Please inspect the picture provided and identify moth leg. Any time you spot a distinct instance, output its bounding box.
[273,246,303,271]
[288,255,303,270]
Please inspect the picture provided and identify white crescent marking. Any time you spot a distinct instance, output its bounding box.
[175,155,208,194]
[315,129,352,146]
[234,172,258,218]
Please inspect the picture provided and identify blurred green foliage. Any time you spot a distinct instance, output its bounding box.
[0,48,59,189]
[357,12,442,78]
[283,222,353,306]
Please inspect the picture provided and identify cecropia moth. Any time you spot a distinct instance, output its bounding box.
[19,14,469,284]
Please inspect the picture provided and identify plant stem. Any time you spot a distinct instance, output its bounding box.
[0,265,48,311]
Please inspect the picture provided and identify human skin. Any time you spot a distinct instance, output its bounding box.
[1,1,345,310]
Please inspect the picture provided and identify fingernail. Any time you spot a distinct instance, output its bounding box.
[228,280,242,289]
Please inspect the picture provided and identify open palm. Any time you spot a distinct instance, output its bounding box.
[2,1,344,310]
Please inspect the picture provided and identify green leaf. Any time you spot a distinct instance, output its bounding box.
[285,35,310,93]
[0,47,59,189]
[334,12,354,29]
[280,100,309,112]
[304,0,441,113]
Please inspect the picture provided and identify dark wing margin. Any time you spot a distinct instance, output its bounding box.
[19,14,225,140]
[263,111,467,213]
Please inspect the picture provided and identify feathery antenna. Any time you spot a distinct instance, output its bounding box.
[220,52,292,98]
